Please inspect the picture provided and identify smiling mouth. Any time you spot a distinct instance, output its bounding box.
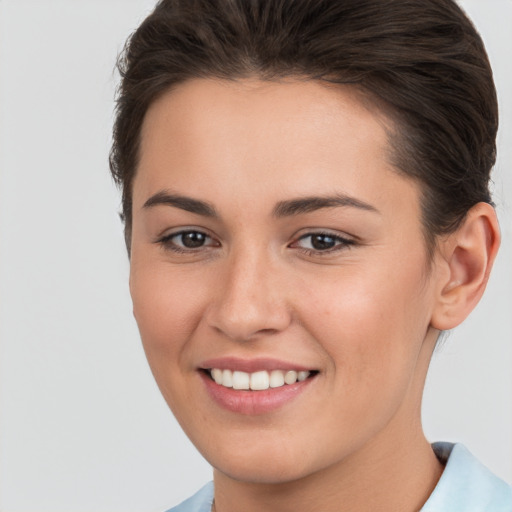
[206,368,318,391]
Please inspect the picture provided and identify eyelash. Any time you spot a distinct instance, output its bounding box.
[156,230,218,253]
[292,231,356,256]
[155,230,355,255]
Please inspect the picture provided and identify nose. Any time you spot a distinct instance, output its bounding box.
[205,248,292,342]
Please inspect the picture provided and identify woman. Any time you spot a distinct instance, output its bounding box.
[110,0,512,510]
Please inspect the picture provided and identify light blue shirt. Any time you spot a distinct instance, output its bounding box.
[165,443,512,511]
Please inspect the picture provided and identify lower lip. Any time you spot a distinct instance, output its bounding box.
[200,371,315,415]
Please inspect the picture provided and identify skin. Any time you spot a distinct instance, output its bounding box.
[129,79,500,512]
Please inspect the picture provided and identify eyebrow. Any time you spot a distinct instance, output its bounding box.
[142,190,379,218]
[143,190,218,217]
[272,195,379,217]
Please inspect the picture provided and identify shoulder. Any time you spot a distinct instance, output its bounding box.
[163,482,214,512]
[422,443,512,512]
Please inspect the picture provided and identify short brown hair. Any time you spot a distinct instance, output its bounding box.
[110,0,498,253]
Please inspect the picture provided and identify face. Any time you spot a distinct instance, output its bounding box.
[129,79,441,484]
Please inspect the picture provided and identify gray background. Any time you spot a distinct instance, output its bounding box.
[0,1,510,511]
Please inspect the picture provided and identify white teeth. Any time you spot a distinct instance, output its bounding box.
[298,371,309,382]
[250,371,269,391]
[211,368,223,385]
[269,370,285,388]
[222,369,233,388]
[209,369,312,390]
[232,370,250,390]
[284,370,298,385]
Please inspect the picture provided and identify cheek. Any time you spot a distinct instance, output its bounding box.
[297,257,431,387]
[129,262,212,419]
[129,262,206,364]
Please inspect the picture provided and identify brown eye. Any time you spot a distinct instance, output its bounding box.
[292,232,355,254]
[157,229,219,252]
[310,234,336,250]
[178,231,207,248]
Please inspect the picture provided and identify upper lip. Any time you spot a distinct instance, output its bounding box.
[199,357,316,373]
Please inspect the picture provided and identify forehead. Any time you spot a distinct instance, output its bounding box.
[134,78,418,220]
[140,78,392,162]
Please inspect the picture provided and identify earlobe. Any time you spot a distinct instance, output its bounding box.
[431,202,500,331]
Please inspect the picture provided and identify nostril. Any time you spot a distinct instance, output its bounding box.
[206,310,290,343]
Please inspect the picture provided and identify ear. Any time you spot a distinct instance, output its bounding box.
[431,202,500,331]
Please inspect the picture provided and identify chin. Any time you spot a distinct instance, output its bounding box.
[214,458,313,485]
[201,438,323,484]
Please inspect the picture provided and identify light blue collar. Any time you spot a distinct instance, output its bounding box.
[421,442,512,511]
